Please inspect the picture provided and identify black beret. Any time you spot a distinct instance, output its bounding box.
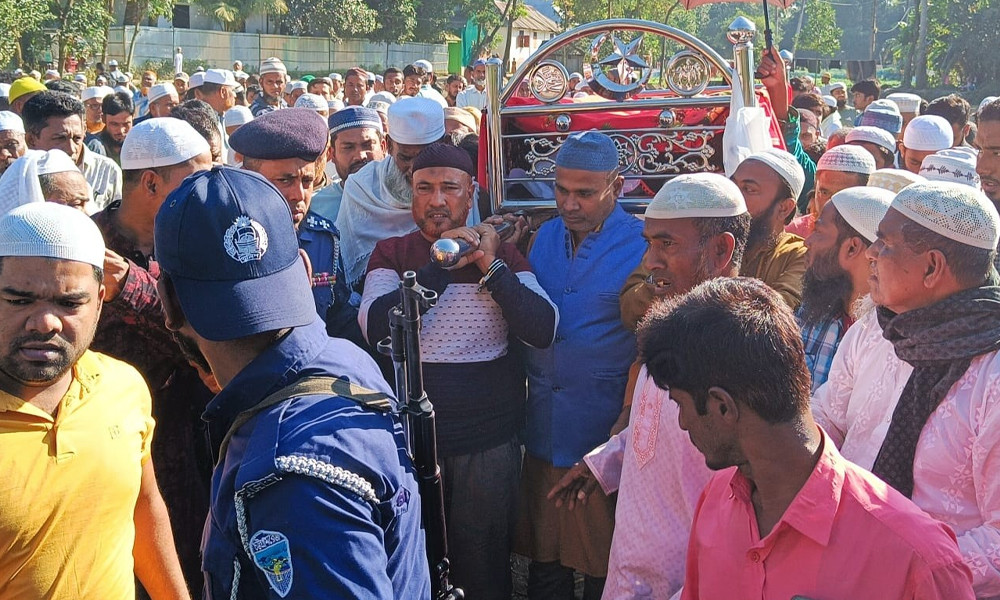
[229,107,328,162]
[412,143,474,177]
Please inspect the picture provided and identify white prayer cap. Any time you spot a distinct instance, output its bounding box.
[294,93,329,113]
[290,81,307,91]
[902,115,954,151]
[817,145,876,175]
[369,91,396,105]
[120,117,211,171]
[74,73,86,82]
[870,98,900,113]
[0,202,105,268]
[147,82,177,104]
[328,98,345,112]
[846,126,897,153]
[188,72,205,89]
[366,71,376,82]
[234,71,249,81]
[329,73,343,82]
[81,85,114,102]
[0,83,9,98]
[868,168,925,194]
[260,57,287,76]
[892,182,1000,250]
[980,96,998,114]
[575,80,590,91]
[0,111,24,134]
[387,97,445,145]
[113,85,130,95]
[829,186,895,243]
[36,149,78,175]
[645,173,747,219]
[569,72,583,80]
[44,69,59,79]
[414,59,433,72]
[444,107,478,133]
[203,69,237,87]
[822,95,837,108]
[224,105,254,127]
[829,82,846,92]
[886,92,922,113]
[919,148,981,189]
[742,148,806,200]
[283,81,294,94]
[376,75,384,83]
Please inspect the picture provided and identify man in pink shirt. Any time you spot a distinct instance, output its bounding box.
[549,173,751,598]
[640,277,974,600]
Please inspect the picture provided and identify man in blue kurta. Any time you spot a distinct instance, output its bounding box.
[513,131,646,600]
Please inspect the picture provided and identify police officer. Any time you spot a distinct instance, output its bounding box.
[154,165,431,598]
[228,107,364,347]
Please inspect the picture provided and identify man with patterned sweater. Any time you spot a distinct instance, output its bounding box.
[360,143,557,600]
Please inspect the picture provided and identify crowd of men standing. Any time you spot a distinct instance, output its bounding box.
[0,43,998,600]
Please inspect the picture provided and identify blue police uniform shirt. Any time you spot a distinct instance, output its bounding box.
[201,319,431,599]
[524,203,645,467]
[250,95,287,118]
[298,211,363,345]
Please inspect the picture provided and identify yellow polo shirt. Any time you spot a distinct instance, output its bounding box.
[0,350,154,600]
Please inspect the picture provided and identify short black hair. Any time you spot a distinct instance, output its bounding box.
[693,212,751,272]
[850,79,880,100]
[383,67,402,78]
[639,277,811,424]
[980,98,1000,123]
[446,74,464,85]
[21,91,84,136]
[899,217,996,287]
[102,91,134,117]
[924,94,971,129]
[198,81,224,96]
[170,99,220,148]
[46,79,81,97]
[403,64,428,81]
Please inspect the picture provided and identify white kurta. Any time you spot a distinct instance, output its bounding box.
[812,309,1000,598]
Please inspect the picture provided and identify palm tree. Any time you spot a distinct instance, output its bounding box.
[193,0,288,32]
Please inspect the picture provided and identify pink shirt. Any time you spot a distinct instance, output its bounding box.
[682,429,974,600]
[584,366,712,599]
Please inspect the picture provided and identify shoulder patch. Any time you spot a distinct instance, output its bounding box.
[249,530,294,597]
[304,212,334,232]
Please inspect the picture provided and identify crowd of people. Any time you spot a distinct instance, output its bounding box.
[0,41,998,600]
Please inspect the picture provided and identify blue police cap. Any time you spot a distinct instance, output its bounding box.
[556,130,620,172]
[328,106,383,136]
[154,166,316,341]
[229,107,329,162]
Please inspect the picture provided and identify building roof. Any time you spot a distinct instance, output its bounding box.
[494,0,561,34]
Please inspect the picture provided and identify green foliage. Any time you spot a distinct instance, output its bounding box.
[793,0,841,55]
[192,0,288,32]
[365,0,417,44]
[281,0,378,38]
[412,0,460,43]
[0,0,51,66]
[50,0,114,69]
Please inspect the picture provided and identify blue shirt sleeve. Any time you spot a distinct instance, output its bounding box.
[244,474,395,600]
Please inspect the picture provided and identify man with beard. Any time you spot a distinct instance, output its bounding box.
[514,131,645,600]
[850,80,880,125]
[789,144,877,237]
[170,100,224,163]
[86,91,133,165]
[89,118,215,589]
[153,166,430,599]
[231,108,362,345]
[456,59,488,110]
[646,278,975,600]
[0,202,190,600]
[133,70,157,118]
[361,143,556,599]
[976,99,1000,211]
[383,67,404,97]
[799,186,893,391]
[813,181,1000,597]
[444,74,464,107]
[311,106,385,222]
[550,173,750,599]
[173,72,188,99]
[337,97,449,289]
[830,82,858,124]
[0,111,26,176]
[144,83,180,119]
[250,57,287,117]
[343,67,369,107]
[732,148,809,309]
[23,91,122,210]
[0,149,91,214]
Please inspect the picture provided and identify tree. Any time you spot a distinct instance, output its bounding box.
[50,0,114,72]
[792,0,842,55]
[364,0,417,44]
[412,0,460,43]
[281,0,377,38]
[124,0,176,69]
[193,0,288,32]
[0,0,50,67]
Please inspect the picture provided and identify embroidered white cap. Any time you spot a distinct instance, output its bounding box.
[203,69,237,87]
[867,168,926,194]
[0,201,105,269]
[822,94,837,108]
[260,57,287,76]
[919,147,981,189]
[891,181,1000,250]
[120,117,211,171]
[829,186,895,243]
[294,93,329,113]
[387,97,445,145]
[902,115,954,151]
[846,126,897,153]
[0,111,24,134]
[35,148,79,175]
[414,59,433,72]
[980,96,998,114]
[223,105,254,127]
[742,148,806,200]
[188,71,205,89]
[829,82,846,92]
[327,98,345,112]
[645,172,747,219]
[329,73,343,82]
[81,85,115,102]
[817,145,877,175]
[290,80,308,91]
[886,92,922,113]
[147,82,178,104]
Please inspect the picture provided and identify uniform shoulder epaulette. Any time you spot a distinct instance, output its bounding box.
[303,212,335,232]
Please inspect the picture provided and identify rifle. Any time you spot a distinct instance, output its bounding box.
[378,271,463,600]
